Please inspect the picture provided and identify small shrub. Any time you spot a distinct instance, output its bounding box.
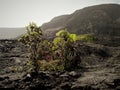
[18,22,43,73]
[18,24,94,72]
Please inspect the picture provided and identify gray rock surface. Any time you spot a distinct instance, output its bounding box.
[0,40,120,90]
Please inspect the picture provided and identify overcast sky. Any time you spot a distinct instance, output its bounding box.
[0,0,120,27]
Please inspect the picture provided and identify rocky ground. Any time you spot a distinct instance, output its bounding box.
[0,40,120,90]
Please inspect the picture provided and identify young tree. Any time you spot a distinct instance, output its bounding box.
[18,22,43,74]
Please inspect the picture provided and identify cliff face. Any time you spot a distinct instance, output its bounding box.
[41,4,120,46]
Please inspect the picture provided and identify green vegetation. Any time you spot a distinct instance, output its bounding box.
[38,60,64,71]
[18,22,43,73]
[19,23,94,73]
[53,29,94,70]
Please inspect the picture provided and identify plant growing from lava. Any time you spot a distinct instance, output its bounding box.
[53,29,94,70]
[18,22,43,73]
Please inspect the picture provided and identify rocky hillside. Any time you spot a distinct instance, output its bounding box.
[41,4,120,46]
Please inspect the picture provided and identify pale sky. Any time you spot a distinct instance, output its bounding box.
[0,0,120,27]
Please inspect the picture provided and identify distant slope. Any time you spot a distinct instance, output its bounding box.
[41,4,120,46]
[0,28,26,39]
[42,15,70,30]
